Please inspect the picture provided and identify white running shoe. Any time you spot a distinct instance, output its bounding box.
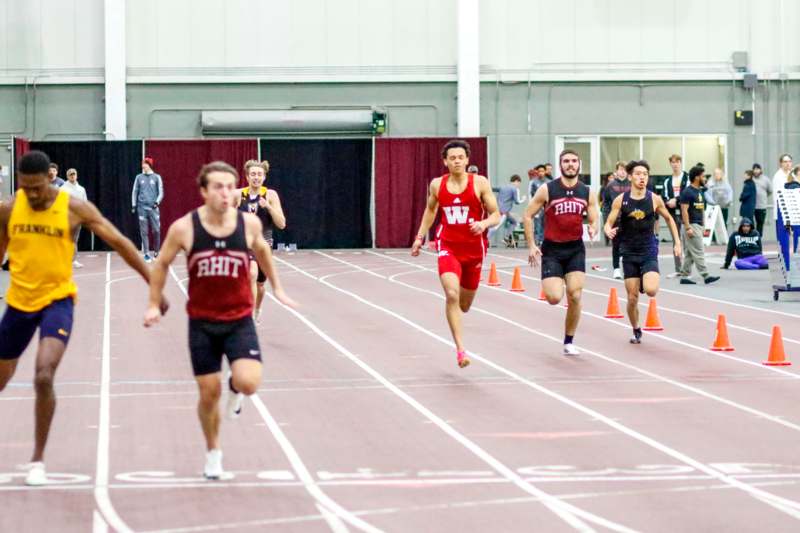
[144,254,153,263]
[666,272,681,279]
[72,260,83,269]
[203,449,224,480]
[226,391,244,420]
[19,462,47,486]
[562,343,580,356]
[612,268,622,279]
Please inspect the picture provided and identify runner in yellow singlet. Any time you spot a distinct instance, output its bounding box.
[0,151,169,486]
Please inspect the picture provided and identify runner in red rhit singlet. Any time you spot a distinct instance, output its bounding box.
[523,149,600,356]
[144,161,295,480]
[411,140,500,368]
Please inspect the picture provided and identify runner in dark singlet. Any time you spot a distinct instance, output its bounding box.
[604,160,681,344]
[144,161,295,480]
[233,160,286,324]
[523,149,599,356]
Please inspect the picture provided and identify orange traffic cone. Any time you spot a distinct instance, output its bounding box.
[538,286,546,300]
[487,262,501,286]
[642,298,663,331]
[510,267,525,292]
[763,326,792,366]
[710,314,734,351]
[604,288,624,319]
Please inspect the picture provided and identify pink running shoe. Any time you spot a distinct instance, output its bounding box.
[457,351,471,368]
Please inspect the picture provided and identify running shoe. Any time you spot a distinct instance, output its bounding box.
[612,268,622,279]
[226,373,244,420]
[457,351,471,368]
[19,462,46,486]
[203,449,224,480]
[630,329,643,344]
[144,254,153,263]
[72,260,83,269]
[562,343,580,356]
[704,275,720,284]
[666,272,682,278]
[680,278,697,285]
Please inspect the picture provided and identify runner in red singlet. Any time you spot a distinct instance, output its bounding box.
[143,161,295,480]
[411,140,500,368]
[523,149,600,356]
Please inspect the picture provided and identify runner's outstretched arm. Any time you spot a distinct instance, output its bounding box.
[654,195,682,258]
[247,214,296,308]
[586,191,600,240]
[143,217,188,326]
[411,179,440,256]
[523,185,548,265]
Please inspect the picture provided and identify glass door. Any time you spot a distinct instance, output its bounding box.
[555,136,600,196]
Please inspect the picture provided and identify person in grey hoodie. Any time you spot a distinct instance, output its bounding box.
[131,157,164,262]
[488,174,526,246]
[704,168,733,225]
[750,163,772,236]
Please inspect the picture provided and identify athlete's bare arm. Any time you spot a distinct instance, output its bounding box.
[0,198,14,260]
[232,188,244,208]
[586,189,600,240]
[654,195,682,257]
[68,197,169,318]
[603,194,624,240]
[244,213,296,307]
[265,190,286,230]
[523,184,549,266]
[474,175,501,235]
[680,202,694,236]
[411,178,441,257]
[143,215,192,327]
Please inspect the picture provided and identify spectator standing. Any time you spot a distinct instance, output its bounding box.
[61,168,88,268]
[678,165,720,285]
[661,154,689,276]
[739,170,756,222]
[602,161,631,278]
[751,163,771,236]
[132,157,164,263]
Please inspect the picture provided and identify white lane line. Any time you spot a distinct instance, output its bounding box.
[485,251,800,345]
[367,250,800,432]
[92,510,109,533]
[490,250,800,320]
[94,253,134,533]
[316,503,349,533]
[167,267,379,533]
[302,251,800,520]
[275,258,640,533]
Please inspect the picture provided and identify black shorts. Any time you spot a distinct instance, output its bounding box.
[541,240,586,279]
[0,298,74,360]
[622,255,659,279]
[188,316,261,376]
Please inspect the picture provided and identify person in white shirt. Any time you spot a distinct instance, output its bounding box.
[62,168,88,268]
[773,154,793,268]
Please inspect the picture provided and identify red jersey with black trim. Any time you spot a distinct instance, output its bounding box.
[544,178,590,242]
[186,210,253,321]
[435,173,487,256]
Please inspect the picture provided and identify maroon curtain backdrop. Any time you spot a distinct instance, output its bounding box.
[12,137,31,190]
[374,137,487,248]
[144,139,258,232]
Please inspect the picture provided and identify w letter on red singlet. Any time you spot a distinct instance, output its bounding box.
[443,206,469,225]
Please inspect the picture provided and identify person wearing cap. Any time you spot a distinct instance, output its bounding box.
[132,157,164,262]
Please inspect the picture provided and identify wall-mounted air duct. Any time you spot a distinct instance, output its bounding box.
[201,109,383,135]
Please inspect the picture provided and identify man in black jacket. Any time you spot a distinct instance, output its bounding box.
[723,217,767,270]
[662,154,689,276]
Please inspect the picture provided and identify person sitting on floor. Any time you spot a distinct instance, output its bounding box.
[722,217,767,270]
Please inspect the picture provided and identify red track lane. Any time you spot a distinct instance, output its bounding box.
[3,250,800,532]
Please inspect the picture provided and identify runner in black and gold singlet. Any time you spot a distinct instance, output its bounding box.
[233,160,286,324]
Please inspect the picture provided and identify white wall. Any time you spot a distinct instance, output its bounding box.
[124,0,458,82]
[0,0,797,84]
[0,0,105,83]
[479,0,799,80]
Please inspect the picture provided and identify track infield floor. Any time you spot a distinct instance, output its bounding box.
[2,246,800,532]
